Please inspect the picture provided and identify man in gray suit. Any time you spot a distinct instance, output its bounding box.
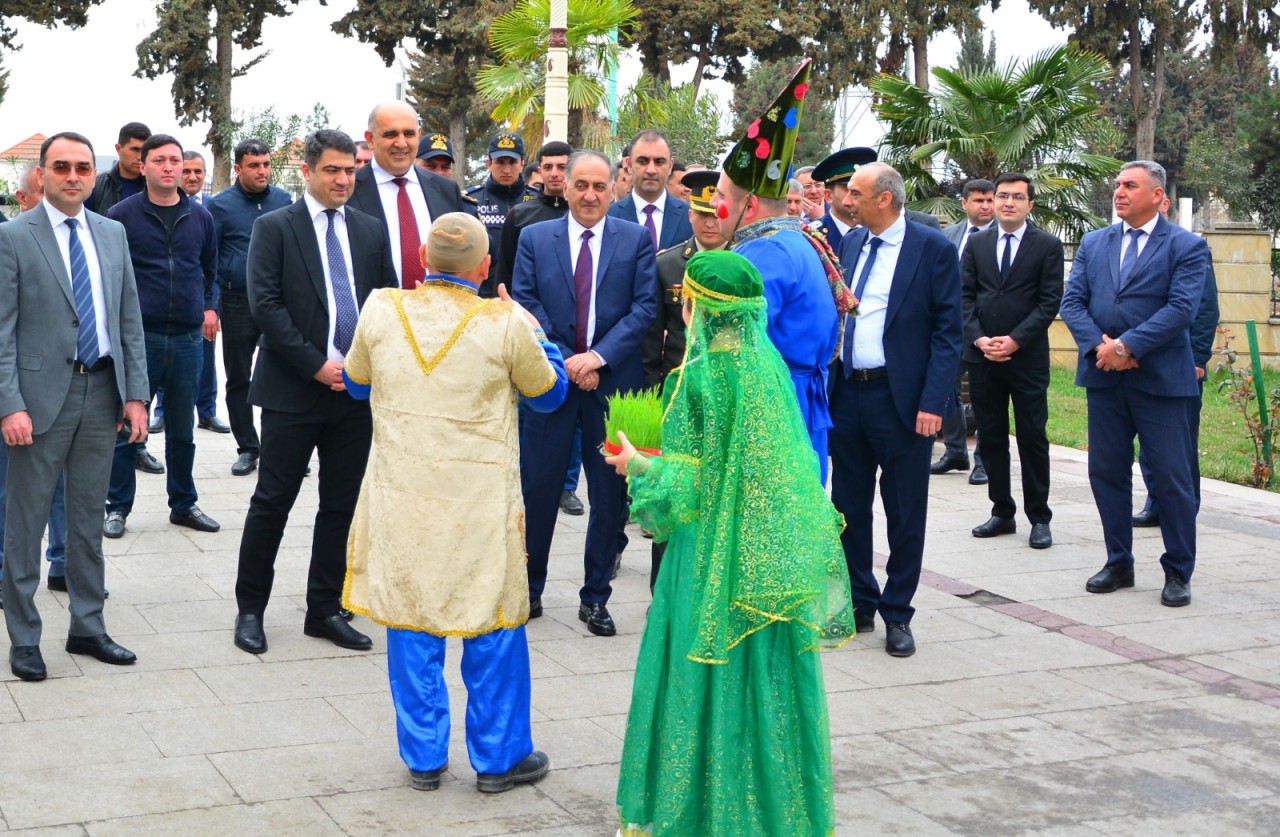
[0,132,149,681]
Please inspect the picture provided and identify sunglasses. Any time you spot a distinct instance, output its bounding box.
[48,161,94,176]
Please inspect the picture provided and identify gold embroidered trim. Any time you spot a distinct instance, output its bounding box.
[393,291,488,377]
[345,372,371,385]
[682,272,739,302]
[342,568,528,637]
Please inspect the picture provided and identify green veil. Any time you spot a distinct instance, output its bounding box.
[628,250,856,664]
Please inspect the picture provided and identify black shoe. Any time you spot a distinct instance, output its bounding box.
[930,453,969,475]
[410,764,447,791]
[234,613,267,654]
[1086,565,1135,594]
[578,603,617,637]
[103,511,127,539]
[972,516,1016,538]
[1029,522,1053,549]
[1161,573,1191,607]
[1132,508,1160,528]
[135,449,165,474]
[338,608,354,622]
[885,622,916,657]
[528,597,543,619]
[9,645,46,681]
[476,750,550,793]
[855,614,876,633]
[149,417,164,433]
[198,415,231,433]
[65,633,136,665]
[611,552,622,581]
[968,465,988,485]
[47,576,109,597]
[171,506,220,533]
[232,452,259,476]
[304,614,373,650]
[559,490,584,516]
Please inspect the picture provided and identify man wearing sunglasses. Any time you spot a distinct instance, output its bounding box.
[0,132,150,680]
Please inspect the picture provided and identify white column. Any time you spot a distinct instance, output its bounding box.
[545,0,569,143]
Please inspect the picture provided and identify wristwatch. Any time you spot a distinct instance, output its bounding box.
[1114,339,1130,358]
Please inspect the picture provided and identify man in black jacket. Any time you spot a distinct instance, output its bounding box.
[89,122,150,214]
[468,132,538,297]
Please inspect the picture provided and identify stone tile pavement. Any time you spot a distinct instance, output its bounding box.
[2,422,1278,835]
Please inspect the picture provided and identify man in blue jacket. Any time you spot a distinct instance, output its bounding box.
[206,139,292,477]
[103,134,221,539]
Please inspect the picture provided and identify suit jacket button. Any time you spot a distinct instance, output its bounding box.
[73,320,79,327]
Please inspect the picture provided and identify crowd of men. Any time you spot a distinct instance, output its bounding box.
[0,94,1215,682]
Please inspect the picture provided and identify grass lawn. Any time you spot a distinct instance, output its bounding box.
[1044,365,1279,490]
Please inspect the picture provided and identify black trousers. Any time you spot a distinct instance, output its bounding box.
[220,291,261,456]
[967,356,1052,523]
[234,391,372,624]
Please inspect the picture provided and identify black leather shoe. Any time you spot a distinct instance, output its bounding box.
[231,452,258,476]
[578,603,617,637]
[1086,565,1135,594]
[559,490,584,516]
[234,613,267,654]
[304,614,373,650]
[65,633,136,665]
[171,506,220,533]
[135,449,165,474]
[528,597,543,619]
[1161,573,1191,607]
[410,764,447,791]
[930,453,969,475]
[968,465,988,485]
[10,645,46,681]
[855,615,876,633]
[149,417,164,433]
[103,511,127,539]
[198,415,231,433]
[47,575,109,597]
[1132,508,1160,528]
[1029,523,1053,549]
[476,750,550,793]
[972,516,1016,538]
[885,622,916,657]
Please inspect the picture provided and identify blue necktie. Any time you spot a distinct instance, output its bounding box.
[324,209,359,355]
[1118,228,1145,289]
[843,236,883,376]
[65,219,100,366]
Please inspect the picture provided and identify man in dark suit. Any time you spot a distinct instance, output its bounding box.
[1060,160,1209,608]
[962,172,1064,549]
[607,130,692,253]
[828,162,963,658]
[0,132,151,679]
[348,101,464,289]
[232,130,397,655]
[815,148,941,257]
[513,151,658,637]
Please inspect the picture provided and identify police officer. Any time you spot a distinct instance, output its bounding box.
[417,132,478,218]
[467,131,537,297]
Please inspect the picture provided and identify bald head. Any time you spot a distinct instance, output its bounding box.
[845,162,907,235]
[365,101,421,176]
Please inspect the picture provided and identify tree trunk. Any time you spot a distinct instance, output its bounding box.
[450,111,468,188]
[210,11,234,192]
[1129,14,1154,160]
[913,32,929,90]
[690,49,709,97]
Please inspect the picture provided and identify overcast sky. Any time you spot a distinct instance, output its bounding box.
[0,0,1067,168]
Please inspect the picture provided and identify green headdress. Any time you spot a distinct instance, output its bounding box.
[722,58,812,201]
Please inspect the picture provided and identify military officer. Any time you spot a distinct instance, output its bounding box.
[417,133,478,218]
[467,131,537,297]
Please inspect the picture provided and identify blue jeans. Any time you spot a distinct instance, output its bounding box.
[0,447,66,576]
[107,328,203,515]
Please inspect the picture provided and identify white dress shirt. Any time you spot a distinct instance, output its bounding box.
[567,213,608,365]
[847,211,906,369]
[957,219,993,260]
[303,193,358,362]
[1120,214,1159,262]
[830,214,852,239]
[43,199,112,357]
[632,193,664,245]
[994,222,1029,269]
[369,160,432,282]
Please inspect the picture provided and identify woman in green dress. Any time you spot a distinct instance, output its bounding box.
[606,249,856,837]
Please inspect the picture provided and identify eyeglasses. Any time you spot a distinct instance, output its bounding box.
[48,161,94,176]
[995,192,1029,203]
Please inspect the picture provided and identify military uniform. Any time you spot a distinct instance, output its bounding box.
[642,240,695,389]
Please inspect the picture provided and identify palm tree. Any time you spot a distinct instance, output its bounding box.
[476,0,638,153]
[616,73,726,167]
[871,45,1124,239]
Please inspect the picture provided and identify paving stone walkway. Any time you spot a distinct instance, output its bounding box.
[1,420,1277,835]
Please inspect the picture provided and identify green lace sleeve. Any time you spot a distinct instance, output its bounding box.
[626,453,700,543]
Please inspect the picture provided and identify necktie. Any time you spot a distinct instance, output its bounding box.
[392,176,425,289]
[999,233,1014,282]
[324,209,360,356]
[573,230,594,354]
[969,226,980,235]
[843,236,883,376]
[65,219,100,366]
[1118,228,1145,289]
[642,204,658,251]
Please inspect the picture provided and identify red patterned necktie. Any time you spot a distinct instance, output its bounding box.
[393,176,425,289]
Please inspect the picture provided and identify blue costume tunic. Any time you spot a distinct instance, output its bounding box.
[732,222,839,483]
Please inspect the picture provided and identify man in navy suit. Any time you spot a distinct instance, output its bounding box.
[513,151,658,637]
[1060,160,1209,608]
[607,130,692,252]
[828,163,963,658]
